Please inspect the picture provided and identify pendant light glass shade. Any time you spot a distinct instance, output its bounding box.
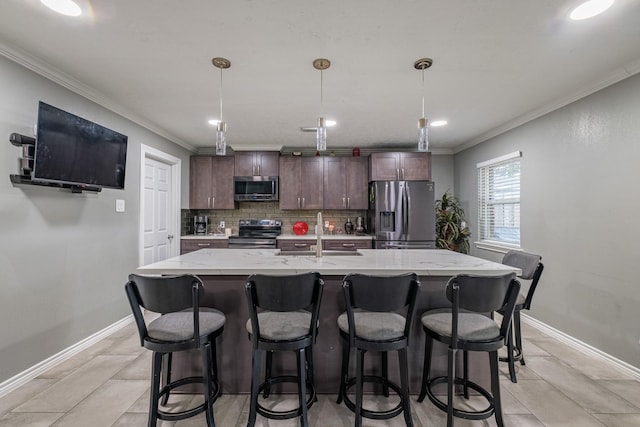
[316,117,327,151]
[418,117,429,152]
[212,57,231,156]
[216,121,227,156]
[313,58,330,152]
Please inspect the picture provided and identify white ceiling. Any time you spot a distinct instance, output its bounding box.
[1,0,639,154]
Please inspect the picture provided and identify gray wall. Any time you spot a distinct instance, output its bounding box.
[0,55,192,383]
[431,153,455,200]
[454,72,640,368]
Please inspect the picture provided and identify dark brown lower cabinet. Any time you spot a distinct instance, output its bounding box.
[180,239,229,254]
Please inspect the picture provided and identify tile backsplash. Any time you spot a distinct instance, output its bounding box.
[182,202,367,236]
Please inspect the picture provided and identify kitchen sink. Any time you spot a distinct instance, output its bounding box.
[276,250,362,256]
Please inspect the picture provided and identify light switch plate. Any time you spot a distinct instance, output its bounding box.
[115,199,125,212]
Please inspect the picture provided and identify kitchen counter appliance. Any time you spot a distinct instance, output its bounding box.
[228,219,282,249]
[368,180,436,249]
[194,215,208,235]
[233,176,279,201]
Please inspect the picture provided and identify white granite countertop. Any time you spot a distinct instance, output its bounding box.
[137,249,520,277]
[277,234,373,240]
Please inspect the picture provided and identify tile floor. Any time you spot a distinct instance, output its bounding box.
[1,318,639,426]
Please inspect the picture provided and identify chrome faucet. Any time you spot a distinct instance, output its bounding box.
[316,212,323,257]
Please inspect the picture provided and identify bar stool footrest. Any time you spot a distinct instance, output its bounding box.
[256,375,316,420]
[342,375,405,420]
[424,376,495,421]
[157,376,221,422]
[499,347,523,363]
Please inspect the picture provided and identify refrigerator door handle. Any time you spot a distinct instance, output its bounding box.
[403,185,409,237]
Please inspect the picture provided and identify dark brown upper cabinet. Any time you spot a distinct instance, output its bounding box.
[369,152,431,181]
[279,156,324,210]
[323,157,369,210]
[189,156,235,209]
[234,151,279,176]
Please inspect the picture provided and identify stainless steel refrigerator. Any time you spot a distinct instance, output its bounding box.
[368,180,436,249]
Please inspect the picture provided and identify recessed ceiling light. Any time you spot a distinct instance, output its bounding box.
[570,0,614,20]
[430,120,447,127]
[40,0,82,16]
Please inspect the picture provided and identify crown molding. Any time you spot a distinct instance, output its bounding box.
[0,42,195,152]
[453,59,640,154]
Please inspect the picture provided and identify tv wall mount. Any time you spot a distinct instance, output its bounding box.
[8,132,101,193]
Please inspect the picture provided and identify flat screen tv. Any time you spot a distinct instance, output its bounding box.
[32,101,128,190]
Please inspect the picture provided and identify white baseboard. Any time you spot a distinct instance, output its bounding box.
[521,313,640,380]
[0,315,134,399]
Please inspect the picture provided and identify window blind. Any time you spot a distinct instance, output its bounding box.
[477,152,521,246]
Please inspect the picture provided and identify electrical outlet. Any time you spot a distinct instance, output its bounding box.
[219,221,225,229]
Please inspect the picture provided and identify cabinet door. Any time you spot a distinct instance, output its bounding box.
[190,156,213,209]
[344,157,369,209]
[400,152,431,180]
[323,157,347,209]
[181,239,229,254]
[256,152,279,176]
[277,239,315,251]
[233,152,256,176]
[299,157,324,210]
[323,239,372,251]
[279,157,301,209]
[369,152,400,181]
[234,151,279,176]
[211,156,235,209]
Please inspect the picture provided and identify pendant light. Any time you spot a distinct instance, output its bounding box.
[414,58,433,152]
[313,58,331,151]
[212,57,231,156]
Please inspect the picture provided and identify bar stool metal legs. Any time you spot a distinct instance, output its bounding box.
[245,272,324,427]
[336,273,420,427]
[417,273,520,427]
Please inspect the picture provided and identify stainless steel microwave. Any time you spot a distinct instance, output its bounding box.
[233,176,279,201]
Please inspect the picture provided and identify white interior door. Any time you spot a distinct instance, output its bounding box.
[142,157,172,265]
[139,145,181,267]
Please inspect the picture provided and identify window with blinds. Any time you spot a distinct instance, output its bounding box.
[477,151,521,247]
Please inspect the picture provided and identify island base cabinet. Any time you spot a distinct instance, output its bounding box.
[167,275,491,394]
[180,239,229,254]
[322,239,371,251]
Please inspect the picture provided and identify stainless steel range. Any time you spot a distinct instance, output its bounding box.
[228,219,282,249]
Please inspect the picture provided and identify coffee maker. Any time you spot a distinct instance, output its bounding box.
[194,215,208,235]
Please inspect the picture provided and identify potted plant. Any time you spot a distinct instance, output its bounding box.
[435,191,471,254]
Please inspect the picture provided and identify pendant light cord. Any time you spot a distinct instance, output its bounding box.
[421,67,425,119]
[320,69,324,118]
[219,68,224,122]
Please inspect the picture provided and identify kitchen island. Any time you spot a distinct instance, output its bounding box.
[136,249,519,393]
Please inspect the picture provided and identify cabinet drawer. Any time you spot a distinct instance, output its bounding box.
[181,239,229,254]
[322,239,372,251]
[277,240,316,251]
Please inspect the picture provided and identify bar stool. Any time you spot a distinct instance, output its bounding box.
[245,272,324,427]
[125,274,225,427]
[499,250,544,382]
[417,273,519,427]
[336,273,421,427]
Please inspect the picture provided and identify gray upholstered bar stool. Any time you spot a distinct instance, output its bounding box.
[336,273,421,427]
[417,273,520,427]
[498,250,544,382]
[125,274,225,427]
[245,272,324,427]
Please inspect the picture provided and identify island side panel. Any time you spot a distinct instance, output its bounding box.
[177,274,490,394]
